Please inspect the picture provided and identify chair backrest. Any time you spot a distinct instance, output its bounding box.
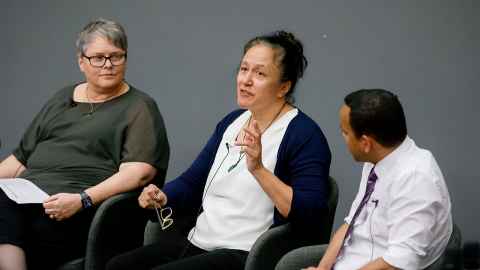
[244,176,339,270]
[57,169,168,270]
[325,176,339,239]
[424,223,462,270]
[311,176,339,244]
[144,201,197,245]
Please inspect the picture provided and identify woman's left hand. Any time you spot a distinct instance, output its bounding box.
[43,193,83,221]
[238,120,264,173]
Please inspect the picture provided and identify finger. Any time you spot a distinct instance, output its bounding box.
[44,194,59,203]
[153,194,162,206]
[251,120,262,134]
[156,191,167,206]
[241,145,257,158]
[139,196,155,209]
[139,189,154,203]
[146,187,159,197]
[235,134,257,148]
[138,199,148,208]
[43,201,56,209]
[234,141,250,147]
[147,184,159,192]
[243,126,260,139]
[141,184,155,196]
[138,194,149,207]
[238,141,258,152]
[147,183,158,189]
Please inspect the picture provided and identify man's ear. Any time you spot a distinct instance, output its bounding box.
[360,134,373,154]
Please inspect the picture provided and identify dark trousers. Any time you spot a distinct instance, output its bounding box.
[0,190,94,270]
[106,232,248,270]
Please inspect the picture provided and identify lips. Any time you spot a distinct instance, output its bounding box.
[239,88,254,97]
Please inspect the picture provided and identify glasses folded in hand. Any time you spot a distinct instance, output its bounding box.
[154,206,173,230]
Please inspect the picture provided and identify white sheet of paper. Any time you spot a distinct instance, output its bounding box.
[0,178,49,204]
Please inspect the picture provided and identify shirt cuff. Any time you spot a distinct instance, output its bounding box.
[344,216,352,225]
[383,244,422,270]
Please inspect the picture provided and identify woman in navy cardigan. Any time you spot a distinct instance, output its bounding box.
[107,30,331,270]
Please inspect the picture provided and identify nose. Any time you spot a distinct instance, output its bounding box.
[103,58,113,68]
[240,71,253,86]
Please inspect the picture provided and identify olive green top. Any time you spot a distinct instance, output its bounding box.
[13,84,169,195]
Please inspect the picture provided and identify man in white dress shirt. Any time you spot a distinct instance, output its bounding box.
[305,89,452,270]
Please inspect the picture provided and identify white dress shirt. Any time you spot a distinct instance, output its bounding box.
[189,109,298,251]
[335,136,452,270]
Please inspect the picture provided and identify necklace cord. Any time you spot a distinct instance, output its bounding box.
[229,101,288,172]
[85,83,126,115]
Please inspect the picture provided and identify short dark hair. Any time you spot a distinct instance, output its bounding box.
[344,89,407,147]
[243,30,308,103]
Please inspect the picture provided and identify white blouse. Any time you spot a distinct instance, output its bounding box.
[189,109,298,251]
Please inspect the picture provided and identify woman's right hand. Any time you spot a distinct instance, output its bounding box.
[138,184,167,209]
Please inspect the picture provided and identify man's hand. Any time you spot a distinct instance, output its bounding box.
[43,193,83,221]
[302,266,330,270]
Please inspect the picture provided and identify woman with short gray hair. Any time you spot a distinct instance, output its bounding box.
[0,18,169,269]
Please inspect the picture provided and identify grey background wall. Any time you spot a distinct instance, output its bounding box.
[1,1,479,242]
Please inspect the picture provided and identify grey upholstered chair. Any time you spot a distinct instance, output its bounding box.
[244,176,339,270]
[274,223,462,270]
[56,171,166,270]
[424,223,462,270]
[142,176,339,270]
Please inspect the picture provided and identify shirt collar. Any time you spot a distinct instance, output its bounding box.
[371,136,414,181]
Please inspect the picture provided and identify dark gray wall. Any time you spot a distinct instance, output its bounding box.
[1,1,479,241]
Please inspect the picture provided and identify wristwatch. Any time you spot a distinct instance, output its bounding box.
[80,191,94,209]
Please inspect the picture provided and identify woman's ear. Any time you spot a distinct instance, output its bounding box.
[78,54,86,72]
[278,81,292,98]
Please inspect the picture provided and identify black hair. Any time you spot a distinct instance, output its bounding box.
[344,89,407,147]
[243,30,308,103]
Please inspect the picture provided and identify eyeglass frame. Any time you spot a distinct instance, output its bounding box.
[81,53,128,67]
[154,206,174,230]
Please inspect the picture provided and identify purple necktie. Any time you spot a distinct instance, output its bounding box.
[338,167,378,257]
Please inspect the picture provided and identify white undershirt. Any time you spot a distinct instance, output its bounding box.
[189,109,298,251]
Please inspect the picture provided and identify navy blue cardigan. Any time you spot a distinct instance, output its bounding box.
[163,109,331,239]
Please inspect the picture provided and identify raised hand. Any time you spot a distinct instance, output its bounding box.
[237,120,264,173]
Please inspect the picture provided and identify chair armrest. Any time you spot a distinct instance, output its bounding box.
[245,224,306,270]
[275,244,328,270]
[84,191,149,270]
[425,223,463,270]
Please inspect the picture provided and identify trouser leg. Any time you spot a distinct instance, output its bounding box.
[106,232,194,270]
[152,248,248,270]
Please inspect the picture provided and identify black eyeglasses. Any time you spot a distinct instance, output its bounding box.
[82,53,127,67]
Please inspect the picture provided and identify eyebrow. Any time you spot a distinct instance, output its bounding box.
[90,51,125,56]
[240,61,267,68]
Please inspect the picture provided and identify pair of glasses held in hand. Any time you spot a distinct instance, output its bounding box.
[153,194,173,230]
